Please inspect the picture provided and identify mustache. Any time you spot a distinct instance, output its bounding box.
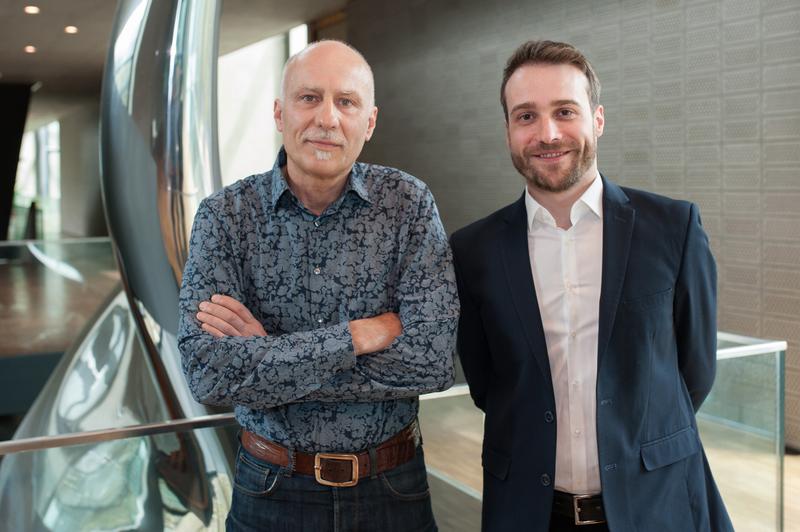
[302,130,345,145]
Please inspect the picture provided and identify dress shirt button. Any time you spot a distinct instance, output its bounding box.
[544,411,554,423]
[313,267,321,275]
[317,318,324,324]
[540,474,551,486]
[570,332,577,340]
[574,429,582,436]
[314,220,321,227]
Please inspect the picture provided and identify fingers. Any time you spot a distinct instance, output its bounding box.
[198,309,242,336]
[211,294,255,322]
[201,322,226,338]
[197,294,268,337]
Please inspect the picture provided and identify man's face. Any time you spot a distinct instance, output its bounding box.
[275,43,377,183]
[504,63,604,193]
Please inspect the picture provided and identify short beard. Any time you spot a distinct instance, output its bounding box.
[511,136,597,193]
[313,149,332,161]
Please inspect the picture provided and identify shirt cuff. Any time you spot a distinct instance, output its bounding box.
[315,321,357,379]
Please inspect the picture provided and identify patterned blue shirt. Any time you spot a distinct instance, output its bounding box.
[178,148,458,452]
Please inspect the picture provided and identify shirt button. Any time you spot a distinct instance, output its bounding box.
[574,429,582,436]
[314,220,321,227]
[540,474,551,486]
[570,332,577,340]
[544,411,554,423]
[313,267,321,275]
[317,318,323,324]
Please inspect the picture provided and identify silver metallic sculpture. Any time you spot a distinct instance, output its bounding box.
[0,0,233,529]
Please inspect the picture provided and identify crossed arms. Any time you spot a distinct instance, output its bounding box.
[177,191,458,410]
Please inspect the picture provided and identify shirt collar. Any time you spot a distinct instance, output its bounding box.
[524,173,604,230]
[269,146,371,211]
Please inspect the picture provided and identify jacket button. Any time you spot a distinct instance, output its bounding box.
[540,474,551,486]
[544,411,554,423]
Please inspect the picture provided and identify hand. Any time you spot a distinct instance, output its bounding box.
[197,294,268,338]
[349,312,403,356]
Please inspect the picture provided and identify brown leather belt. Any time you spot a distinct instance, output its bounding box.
[552,490,606,525]
[241,423,419,488]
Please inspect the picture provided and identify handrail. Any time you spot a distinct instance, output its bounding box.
[0,385,473,456]
[0,413,236,456]
[0,237,113,247]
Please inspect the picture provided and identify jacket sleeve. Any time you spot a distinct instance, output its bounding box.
[673,202,717,412]
[451,232,492,412]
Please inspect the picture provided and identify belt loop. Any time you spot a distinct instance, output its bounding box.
[368,446,378,479]
[287,446,296,477]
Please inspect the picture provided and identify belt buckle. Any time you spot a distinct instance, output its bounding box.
[573,494,604,526]
[314,453,359,487]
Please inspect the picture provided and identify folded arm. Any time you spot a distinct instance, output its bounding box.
[178,190,458,409]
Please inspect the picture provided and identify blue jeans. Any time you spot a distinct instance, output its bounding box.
[226,444,438,532]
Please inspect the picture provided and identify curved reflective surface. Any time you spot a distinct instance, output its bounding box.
[100,0,221,338]
[0,291,235,529]
[0,0,232,528]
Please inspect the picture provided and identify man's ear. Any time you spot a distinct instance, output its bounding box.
[594,104,605,138]
[274,99,284,132]
[364,106,378,141]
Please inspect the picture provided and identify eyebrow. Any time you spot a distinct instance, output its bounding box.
[509,99,582,115]
[294,86,362,100]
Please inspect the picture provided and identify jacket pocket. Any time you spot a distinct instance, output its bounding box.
[482,446,511,480]
[622,287,673,312]
[640,425,700,471]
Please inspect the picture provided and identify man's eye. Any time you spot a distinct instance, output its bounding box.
[339,98,353,107]
[518,113,533,122]
[300,95,316,102]
[558,109,576,118]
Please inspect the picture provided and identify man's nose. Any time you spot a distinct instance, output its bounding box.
[537,118,561,144]
[316,98,340,129]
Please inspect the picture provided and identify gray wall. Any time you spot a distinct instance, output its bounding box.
[59,101,106,237]
[349,0,800,447]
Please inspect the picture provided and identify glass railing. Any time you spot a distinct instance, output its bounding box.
[417,335,788,532]
[700,333,786,532]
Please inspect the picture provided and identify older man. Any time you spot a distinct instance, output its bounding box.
[178,40,457,531]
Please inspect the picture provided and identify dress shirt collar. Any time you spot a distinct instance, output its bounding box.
[524,173,604,230]
[269,146,371,211]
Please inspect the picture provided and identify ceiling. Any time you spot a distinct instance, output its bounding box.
[0,0,347,128]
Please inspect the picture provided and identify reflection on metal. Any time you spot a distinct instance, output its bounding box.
[159,0,222,286]
[0,291,233,528]
[0,0,234,528]
[100,0,221,337]
[25,242,85,283]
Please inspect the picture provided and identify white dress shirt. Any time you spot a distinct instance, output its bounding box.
[525,175,604,495]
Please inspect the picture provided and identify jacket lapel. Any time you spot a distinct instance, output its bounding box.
[597,177,635,368]
[500,194,552,385]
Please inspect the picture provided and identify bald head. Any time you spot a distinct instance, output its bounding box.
[281,40,375,107]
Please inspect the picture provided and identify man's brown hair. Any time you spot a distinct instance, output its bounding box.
[500,40,601,121]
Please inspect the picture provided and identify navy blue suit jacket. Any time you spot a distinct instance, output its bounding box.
[450,178,733,531]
